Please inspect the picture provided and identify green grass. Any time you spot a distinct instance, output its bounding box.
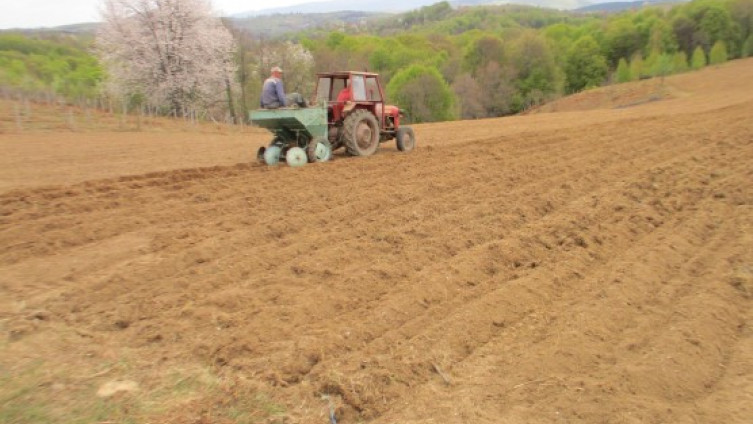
[0,348,286,424]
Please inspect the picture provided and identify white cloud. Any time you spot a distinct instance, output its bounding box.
[0,0,313,29]
[1,0,99,29]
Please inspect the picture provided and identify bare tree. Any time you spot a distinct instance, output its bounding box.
[97,0,237,119]
[477,61,515,117]
[451,73,485,119]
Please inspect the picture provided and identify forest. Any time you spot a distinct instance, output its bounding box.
[0,33,101,103]
[1,0,752,123]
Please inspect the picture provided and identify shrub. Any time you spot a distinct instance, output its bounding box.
[743,35,753,58]
[709,40,728,65]
[629,53,644,80]
[691,46,706,69]
[672,51,689,72]
[616,57,631,83]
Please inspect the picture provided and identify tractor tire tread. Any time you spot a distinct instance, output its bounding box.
[343,109,379,157]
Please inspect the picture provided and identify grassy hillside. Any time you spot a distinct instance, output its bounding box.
[0,33,102,101]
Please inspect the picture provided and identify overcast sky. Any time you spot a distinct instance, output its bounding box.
[0,0,312,29]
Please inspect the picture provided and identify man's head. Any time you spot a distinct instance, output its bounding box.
[271,66,283,78]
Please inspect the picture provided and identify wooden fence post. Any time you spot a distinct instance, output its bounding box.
[15,103,22,131]
[67,107,76,131]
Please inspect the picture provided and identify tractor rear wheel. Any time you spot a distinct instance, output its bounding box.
[396,126,415,152]
[343,109,379,156]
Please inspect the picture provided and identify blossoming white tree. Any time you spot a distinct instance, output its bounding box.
[97,0,237,118]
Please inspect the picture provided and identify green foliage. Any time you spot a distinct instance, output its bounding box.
[629,53,644,80]
[743,34,753,57]
[643,48,662,76]
[259,0,753,121]
[564,35,608,92]
[543,22,577,63]
[728,0,753,49]
[462,34,505,74]
[307,33,449,83]
[616,57,631,83]
[386,64,454,123]
[326,32,345,49]
[672,51,689,72]
[691,45,707,69]
[604,17,643,67]
[680,0,741,55]
[698,4,739,54]
[0,33,102,100]
[648,19,679,53]
[651,52,674,77]
[709,40,728,64]
[509,31,562,111]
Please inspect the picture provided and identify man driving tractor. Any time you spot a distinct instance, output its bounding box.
[260,66,305,109]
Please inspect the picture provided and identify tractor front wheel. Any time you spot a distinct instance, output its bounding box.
[343,109,379,156]
[396,126,415,152]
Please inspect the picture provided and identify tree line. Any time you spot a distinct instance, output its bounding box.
[294,0,753,121]
[0,33,101,103]
[1,0,752,124]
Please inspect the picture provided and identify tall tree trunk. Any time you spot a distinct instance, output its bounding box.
[225,74,236,124]
[238,35,249,124]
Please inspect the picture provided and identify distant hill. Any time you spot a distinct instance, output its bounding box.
[0,22,99,35]
[0,0,689,37]
[453,0,590,9]
[232,0,426,17]
[39,22,100,34]
[233,0,595,17]
[575,0,687,13]
[227,11,389,37]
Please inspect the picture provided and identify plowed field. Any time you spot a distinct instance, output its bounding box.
[2,59,752,424]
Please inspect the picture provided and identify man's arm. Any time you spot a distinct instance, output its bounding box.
[276,80,287,107]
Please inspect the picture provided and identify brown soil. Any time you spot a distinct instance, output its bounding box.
[1,59,752,424]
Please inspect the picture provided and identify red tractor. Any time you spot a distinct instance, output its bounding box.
[251,71,415,166]
[315,71,415,156]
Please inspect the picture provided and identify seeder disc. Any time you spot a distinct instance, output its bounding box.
[263,145,282,166]
[286,147,307,167]
[308,139,333,163]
